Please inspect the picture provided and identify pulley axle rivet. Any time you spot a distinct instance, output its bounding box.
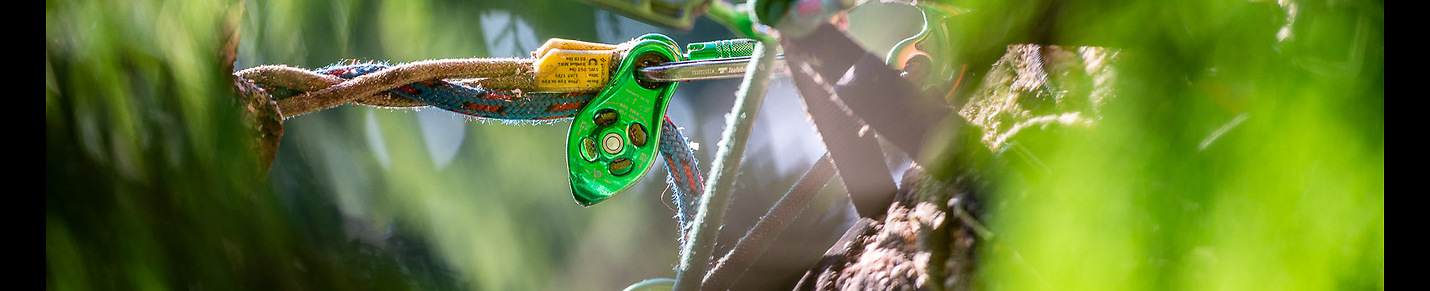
[603,132,624,154]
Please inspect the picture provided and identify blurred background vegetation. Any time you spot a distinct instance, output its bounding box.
[944,1,1383,290]
[47,0,1380,290]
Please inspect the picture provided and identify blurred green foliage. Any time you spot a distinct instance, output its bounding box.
[47,0,1382,290]
[944,0,1384,290]
[46,0,445,289]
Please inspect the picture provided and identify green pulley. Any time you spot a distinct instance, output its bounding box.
[567,34,684,206]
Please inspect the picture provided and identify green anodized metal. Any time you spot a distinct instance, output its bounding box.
[575,0,711,30]
[685,39,757,60]
[568,34,683,206]
[886,5,963,95]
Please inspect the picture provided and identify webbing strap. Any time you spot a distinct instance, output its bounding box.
[781,36,898,218]
[703,153,835,290]
[780,23,953,218]
[785,23,951,159]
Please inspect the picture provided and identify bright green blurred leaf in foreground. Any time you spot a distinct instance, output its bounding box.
[968,1,1384,290]
[48,0,422,289]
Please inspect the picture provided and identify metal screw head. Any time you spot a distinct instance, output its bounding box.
[602,132,624,154]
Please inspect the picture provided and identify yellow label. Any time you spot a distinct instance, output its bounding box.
[534,49,612,93]
[532,38,619,58]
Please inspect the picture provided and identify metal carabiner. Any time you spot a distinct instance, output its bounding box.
[885,4,966,98]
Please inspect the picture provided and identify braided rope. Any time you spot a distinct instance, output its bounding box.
[238,60,705,238]
[237,58,536,118]
[313,62,591,121]
[659,116,705,245]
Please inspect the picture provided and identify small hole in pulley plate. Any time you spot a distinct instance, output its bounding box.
[633,51,672,90]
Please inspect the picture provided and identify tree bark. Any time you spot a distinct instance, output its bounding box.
[795,44,1117,291]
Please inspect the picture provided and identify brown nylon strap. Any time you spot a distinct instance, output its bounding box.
[784,23,952,159]
[782,33,898,218]
[780,23,955,218]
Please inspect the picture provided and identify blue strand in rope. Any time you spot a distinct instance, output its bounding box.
[659,117,706,246]
[316,62,592,121]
